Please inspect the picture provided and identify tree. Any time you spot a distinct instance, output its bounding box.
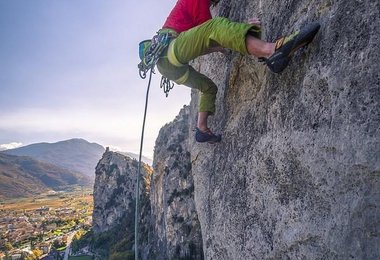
[4,242,13,251]
[22,252,35,260]
[37,232,44,242]
[52,239,66,249]
[32,249,43,258]
[29,236,38,249]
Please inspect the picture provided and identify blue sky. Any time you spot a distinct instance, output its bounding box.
[0,0,191,157]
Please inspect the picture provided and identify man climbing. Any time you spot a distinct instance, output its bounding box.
[139,0,320,143]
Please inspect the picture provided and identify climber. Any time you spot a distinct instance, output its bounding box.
[138,0,320,143]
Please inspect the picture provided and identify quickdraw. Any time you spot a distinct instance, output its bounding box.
[160,76,174,97]
[138,32,175,97]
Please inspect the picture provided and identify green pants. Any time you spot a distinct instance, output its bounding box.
[157,17,260,113]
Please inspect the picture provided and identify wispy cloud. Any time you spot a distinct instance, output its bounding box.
[0,87,190,157]
[0,142,23,151]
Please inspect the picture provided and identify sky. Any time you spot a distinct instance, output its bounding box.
[0,0,191,158]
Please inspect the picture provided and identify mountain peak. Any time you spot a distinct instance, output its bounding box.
[2,139,105,179]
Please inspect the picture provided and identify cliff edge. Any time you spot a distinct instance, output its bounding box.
[189,0,379,259]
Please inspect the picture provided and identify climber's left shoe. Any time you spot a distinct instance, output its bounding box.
[260,22,321,73]
[195,127,222,143]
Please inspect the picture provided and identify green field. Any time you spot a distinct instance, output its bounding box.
[0,190,93,211]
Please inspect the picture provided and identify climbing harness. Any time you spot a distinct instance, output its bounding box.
[138,31,175,97]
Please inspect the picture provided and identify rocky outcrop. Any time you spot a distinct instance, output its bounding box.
[92,149,152,233]
[188,0,379,259]
[141,106,203,260]
[91,108,203,259]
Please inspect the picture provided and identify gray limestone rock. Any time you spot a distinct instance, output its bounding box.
[189,0,380,259]
[92,150,152,234]
[141,106,204,260]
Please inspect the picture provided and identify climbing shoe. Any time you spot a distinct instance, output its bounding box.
[195,127,222,143]
[261,22,320,73]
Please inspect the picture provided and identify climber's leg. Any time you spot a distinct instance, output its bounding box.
[170,17,261,63]
[261,22,321,73]
[245,35,275,58]
[182,66,222,143]
[195,124,222,143]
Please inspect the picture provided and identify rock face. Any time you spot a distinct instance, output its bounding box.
[187,0,379,259]
[92,149,152,233]
[92,0,379,259]
[141,106,203,260]
[91,109,203,259]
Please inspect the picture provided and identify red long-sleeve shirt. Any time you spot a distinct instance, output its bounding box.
[162,0,212,33]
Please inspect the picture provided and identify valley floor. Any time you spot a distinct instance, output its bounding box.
[0,189,93,259]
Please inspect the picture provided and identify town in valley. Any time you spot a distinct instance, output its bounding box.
[0,188,93,260]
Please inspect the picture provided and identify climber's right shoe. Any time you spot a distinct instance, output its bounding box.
[195,127,222,143]
[261,22,321,73]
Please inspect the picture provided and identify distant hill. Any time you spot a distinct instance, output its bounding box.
[2,138,105,179]
[0,153,92,199]
[117,151,153,165]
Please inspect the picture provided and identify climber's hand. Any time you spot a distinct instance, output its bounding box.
[248,18,261,27]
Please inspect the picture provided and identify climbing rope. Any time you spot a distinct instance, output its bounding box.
[135,32,177,258]
[134,68,153,260]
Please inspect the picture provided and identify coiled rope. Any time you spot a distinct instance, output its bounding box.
[138,32,175,97]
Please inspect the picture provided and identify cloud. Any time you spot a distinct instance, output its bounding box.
[0,142,23,151]
[0,86,190,158]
